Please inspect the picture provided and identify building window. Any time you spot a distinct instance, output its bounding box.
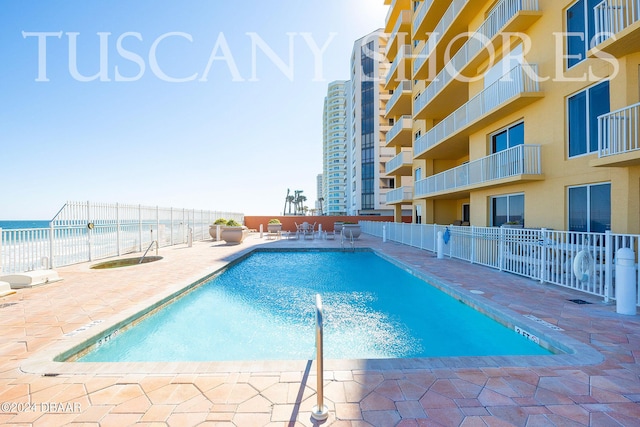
[415,167,422,181]
[491,121,524,153]
[568,80,609,157]
[491,194,524,226]
[568,183,611,232]
[566,0,601,68]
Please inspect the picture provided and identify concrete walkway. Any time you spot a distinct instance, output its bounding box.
[1,232,639,426]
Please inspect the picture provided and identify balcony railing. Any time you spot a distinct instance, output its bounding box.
[386,80,412,116]
[413,0,470,77]
[415,145,542,197]
[594,0,640,44]
[386,186,414,204]
[412,0,434,38]
[386,115,413,145]
[386,45,412,87]
[385,151,413,174]
[598,102,640,157]
[386,10,412,58]
[416,0,540,115]
[414,64,540,157]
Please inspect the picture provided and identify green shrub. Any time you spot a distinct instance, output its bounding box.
[268,218,281,224]
[226,219,241,227]
[213,218,227,226]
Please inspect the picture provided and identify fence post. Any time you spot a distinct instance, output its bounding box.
[470,226,476,264]
[138,205,143,252]
[498,226,505,271]
[540,228,547,283]
[116,203,121,256]
[87,201,93,261]
[605,230,613,303]
[48,222,54,268]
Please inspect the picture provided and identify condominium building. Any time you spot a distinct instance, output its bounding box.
[348,29,398,216]
[383,0,640,233]
[322,80,349,216]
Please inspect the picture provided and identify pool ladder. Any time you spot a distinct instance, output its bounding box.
[340,230,355,251]
[311,294,329,421]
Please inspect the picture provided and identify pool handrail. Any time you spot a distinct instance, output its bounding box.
[311,294,329,420]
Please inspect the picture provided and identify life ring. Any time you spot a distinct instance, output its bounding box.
[573,250,594,282]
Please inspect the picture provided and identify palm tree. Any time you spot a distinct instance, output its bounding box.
[283,189,290,216]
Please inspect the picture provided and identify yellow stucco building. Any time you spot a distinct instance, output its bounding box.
[383,0,640,233]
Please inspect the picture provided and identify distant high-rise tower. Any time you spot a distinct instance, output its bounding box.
[348,29,395,216]
[322,80,349,216]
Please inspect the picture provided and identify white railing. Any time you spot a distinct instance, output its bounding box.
[386,45,413,86]
[386,10,412,57]
[385,115,412,145]
[385,186,414,204]
[386,80,412,116]
[361,221,640,305]
[416,0,540,115]
[598,102,640,157]
[1,201,243,274]
[412,0,435,38]
[415,64,540,157]
[385,150,413,174]
[594,0,640,45]
[415,145,542,197]
[413,0,470,76]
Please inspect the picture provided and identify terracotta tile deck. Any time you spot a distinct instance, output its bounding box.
[1,232,639,426]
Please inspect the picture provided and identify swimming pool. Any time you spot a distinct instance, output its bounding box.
[76,250,552,362]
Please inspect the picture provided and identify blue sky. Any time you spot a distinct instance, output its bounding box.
[0,0,387,220]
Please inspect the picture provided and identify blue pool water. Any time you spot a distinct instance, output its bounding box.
[79,251,551,362]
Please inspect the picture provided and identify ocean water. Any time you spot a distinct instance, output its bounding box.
[79,250,552,362]
[0,220,49,230]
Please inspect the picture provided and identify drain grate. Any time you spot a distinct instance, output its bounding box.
[567,299,592,305]
[0,303,17,309]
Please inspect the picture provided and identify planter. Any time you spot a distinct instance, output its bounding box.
[209,225,223,240]
[267,223,282,233]
[221,226,249,244]
[342,224,361,239]
[334,222,344,232]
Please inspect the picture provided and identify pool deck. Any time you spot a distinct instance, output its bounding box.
[1,232,639,426]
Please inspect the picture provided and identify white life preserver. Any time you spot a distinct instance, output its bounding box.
[573,250,594,282]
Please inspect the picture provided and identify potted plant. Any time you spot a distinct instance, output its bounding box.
[221,219,249,244]
[267,218,282,233]
[342,222,361,238]
[209,218,228,239]
[334,221,344,232]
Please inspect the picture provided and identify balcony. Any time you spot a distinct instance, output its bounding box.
[414,64,543,160]
[591,102,640,167]
[386,10,412,61]
[413,0,450,41]
[385,80,412,117]
[385,115,413,147]
[415,145,543,199]
[592,0,640,57]
[385,45,413,90]
[385,0,411,31]
[414,0,541,119]
[385,186,414,205]
[413,0,476,79]
[385,150,413,175]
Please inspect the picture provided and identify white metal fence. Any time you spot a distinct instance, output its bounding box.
[594,0,640,45]
[598,102,640,157]
[1,201,244,274]
[361,221,640,305]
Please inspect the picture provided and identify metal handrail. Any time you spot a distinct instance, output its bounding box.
[311,294,328,420]
[139,240,158,264]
